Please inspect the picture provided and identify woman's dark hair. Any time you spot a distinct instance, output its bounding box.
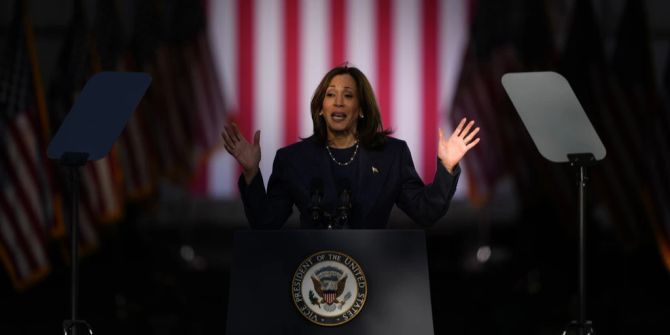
[309,64,392,149]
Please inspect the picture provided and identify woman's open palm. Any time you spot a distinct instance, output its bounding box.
[221,123,261,176]
[438,118,480,173]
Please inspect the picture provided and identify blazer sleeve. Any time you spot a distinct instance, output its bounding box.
[238,150,294,229]
[394,142,460,227]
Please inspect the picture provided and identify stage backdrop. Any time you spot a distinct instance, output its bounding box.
[206,0,471,198]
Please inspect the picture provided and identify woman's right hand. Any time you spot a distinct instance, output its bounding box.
[221,123,261,184]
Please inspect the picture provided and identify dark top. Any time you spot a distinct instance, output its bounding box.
[328,145,359,188]
[238,135,461,229]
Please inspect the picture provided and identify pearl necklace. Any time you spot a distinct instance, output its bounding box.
[326,142,359,166]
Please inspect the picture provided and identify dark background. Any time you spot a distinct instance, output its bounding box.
[2,0,670,334]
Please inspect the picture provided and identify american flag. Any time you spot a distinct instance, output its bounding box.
[207,0,472,197]
[80,0,126,226]
[558,0,670,250]
[116,57,157,200]
[449,0,565,208]
[610,0,670,270]
[96,0,159,201]
[188,33,228,156]
[450,44,512,205]
[559,0,642,243]
[151,45,196,181]
[186,31,230,195]
[660,46,670,271]
[0,4,53,290]
[49,0,103,254]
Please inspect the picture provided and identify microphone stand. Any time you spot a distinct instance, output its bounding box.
[310,181,352,229]
[310,194,323,227]
[309,179,328,228]
[335,188,352,229]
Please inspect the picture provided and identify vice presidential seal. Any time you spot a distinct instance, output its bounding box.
[291,250,367,326]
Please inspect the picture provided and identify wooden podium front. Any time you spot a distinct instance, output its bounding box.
[226,230,435,335]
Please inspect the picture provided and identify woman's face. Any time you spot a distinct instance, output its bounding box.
[322,74,361,137]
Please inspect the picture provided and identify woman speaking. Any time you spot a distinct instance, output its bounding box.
[221,65,480,229]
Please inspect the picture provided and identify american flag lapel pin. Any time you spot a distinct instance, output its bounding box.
[371,166,379,174]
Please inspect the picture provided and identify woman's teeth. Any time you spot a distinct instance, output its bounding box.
[331,113,347,121]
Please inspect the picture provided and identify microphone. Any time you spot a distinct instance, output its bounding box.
[309,178,324,225]
[336,179,352,229]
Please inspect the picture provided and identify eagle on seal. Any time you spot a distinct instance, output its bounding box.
[310,274,348,306]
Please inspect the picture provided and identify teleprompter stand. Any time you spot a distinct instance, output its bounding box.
[48,72,151,335]
[502,72,606,335]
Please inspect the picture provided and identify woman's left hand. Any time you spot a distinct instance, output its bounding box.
[438,117,480,174]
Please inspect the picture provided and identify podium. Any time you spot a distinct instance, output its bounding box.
[226,230,435,335]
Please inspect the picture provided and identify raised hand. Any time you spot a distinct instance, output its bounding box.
[221,123,261,183]
[438,118,480,174]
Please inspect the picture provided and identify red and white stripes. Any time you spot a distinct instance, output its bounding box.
[0,110,51,289]
[208,0,470,197]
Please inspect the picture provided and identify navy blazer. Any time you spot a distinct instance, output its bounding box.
[238,136,460,229]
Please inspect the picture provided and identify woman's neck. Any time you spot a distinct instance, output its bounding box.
[327,131,357,148]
